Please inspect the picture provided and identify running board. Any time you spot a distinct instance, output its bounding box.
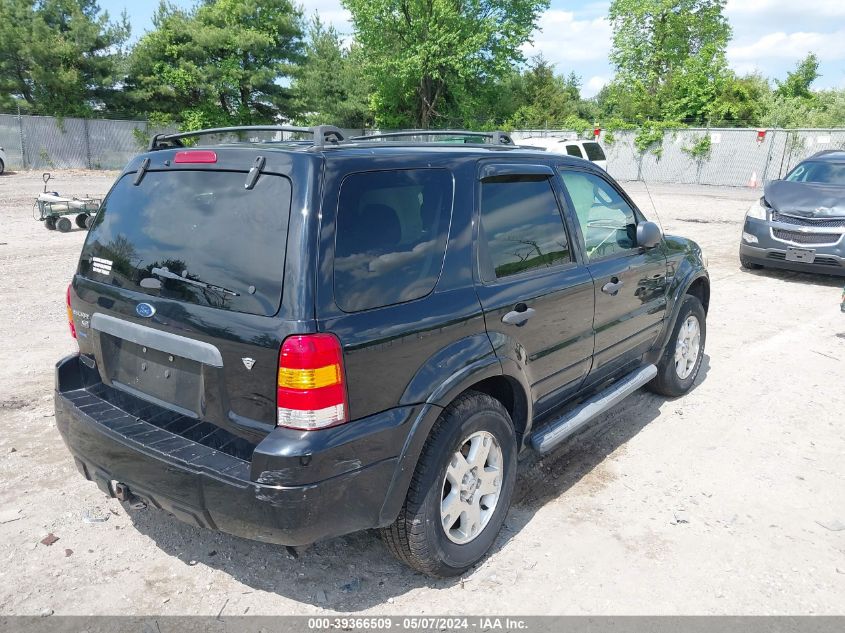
[530,364,657,454]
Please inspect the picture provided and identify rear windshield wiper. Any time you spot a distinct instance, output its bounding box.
[150,267,240,297]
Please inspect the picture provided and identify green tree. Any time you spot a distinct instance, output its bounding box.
[342,0,549,128]
[708,72,771,126]
[292,16,372,128]
[760,54,829,128]
[775,53,819,99]
[506,55,583,128]
[126,0,304,128]
[0,0,129,115]
[605,0,731,123]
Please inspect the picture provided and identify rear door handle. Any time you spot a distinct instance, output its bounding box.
[601,278,624,296]
[502,307,536,326]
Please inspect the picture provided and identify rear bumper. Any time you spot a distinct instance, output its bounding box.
[741,217,845,277]
[55,354,416,546]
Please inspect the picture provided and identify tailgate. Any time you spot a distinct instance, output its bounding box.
[71,165,298,441]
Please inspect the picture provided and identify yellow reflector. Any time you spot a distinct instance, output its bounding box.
[278,364,341,390]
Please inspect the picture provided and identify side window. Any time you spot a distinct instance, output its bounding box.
[479,177,572,279]
[559,170,639,261]
[334,169,452,312]
[565,145,582,158]
[583,142,606,162]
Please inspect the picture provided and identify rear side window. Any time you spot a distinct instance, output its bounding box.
[479,177,572,279]
[334,169,453,312]
[80,170,291,316]
[583,142,606,161]
[565,145,582,158]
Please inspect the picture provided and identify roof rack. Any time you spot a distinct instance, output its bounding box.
[347,130,515,146]
[148,125,346,151]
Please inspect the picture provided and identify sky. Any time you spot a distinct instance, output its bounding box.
[100,0,845,98]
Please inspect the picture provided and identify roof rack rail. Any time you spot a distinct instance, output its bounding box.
[347,130,515,145]
[148,125,346,151]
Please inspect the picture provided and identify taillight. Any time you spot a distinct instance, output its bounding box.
[66,284,76,339]
[173,150,217,164]
[277,334,348,430]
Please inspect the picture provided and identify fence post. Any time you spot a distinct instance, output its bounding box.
[82,118,92,169]
[16,105,26,170]
[760,129,775,183]
[776,130,790,179]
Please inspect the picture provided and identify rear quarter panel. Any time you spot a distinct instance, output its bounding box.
[315,153,493,421]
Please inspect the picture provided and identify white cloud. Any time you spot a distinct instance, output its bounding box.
[585,75,609,97]
[523,10,612,64]
[728,30,845,62]
[300,0,351,31]
[726,0,845,18]
[723,1,845,87]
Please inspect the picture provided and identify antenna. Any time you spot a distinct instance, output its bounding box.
[639,179,665,235]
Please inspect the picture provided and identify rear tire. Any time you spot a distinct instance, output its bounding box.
[75,213,89,228]
[56,217,72,233]
[0,159,5,175]
[647,294,706,397]
[380,391,517,577]
[84,215,96,229]
[740,253,763,270]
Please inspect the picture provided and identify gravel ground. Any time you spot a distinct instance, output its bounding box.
[0,170,843,616]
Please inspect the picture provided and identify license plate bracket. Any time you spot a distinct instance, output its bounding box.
[100,336,202,415]
[785,247,815,263]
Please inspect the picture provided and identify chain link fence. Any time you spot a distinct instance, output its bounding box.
[1,114,843,189]
[511,128,845,188]
[0,113,175,171]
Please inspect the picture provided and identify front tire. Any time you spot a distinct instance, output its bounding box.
[75,213,89,228]
[647,294,706,397]
[740,253,763,270]
[380,391,517,577]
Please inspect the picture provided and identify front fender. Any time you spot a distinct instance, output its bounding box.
[655,236,709,354]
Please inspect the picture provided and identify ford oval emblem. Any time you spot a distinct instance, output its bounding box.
[136,302,156,318]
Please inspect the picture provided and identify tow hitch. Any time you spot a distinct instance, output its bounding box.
[112,482,147,509]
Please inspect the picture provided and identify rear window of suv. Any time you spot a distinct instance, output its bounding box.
[79,170,291,317]
[583,142,606,161]
[334,169,453,312]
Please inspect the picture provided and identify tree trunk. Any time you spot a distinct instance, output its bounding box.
[417,75,444,129]
[240,86,251,123]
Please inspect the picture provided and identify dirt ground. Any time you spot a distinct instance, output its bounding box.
[0,170,843,616]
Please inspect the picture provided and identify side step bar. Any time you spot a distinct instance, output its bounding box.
[530,364,657,454]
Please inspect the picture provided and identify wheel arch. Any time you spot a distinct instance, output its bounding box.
[686,276,710,314]
[654,269,710,358]
[380,352,532,525]
[458,374,529,445]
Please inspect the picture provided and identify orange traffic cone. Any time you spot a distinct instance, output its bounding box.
[747,171,759,188]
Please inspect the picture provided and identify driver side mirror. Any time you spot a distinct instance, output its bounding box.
[636,221,662,248]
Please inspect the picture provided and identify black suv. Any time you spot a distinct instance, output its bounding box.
[56,126,709,577]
